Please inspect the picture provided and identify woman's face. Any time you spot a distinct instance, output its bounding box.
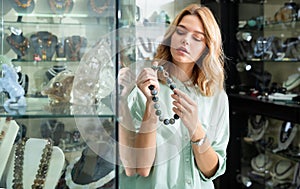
[170,15,206,66]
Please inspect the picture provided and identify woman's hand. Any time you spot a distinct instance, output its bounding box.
[136,61,159,100]
[118,67,136,98]
[171,88,201,135]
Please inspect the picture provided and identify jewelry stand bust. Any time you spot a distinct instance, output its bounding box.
[273,121,298,153]
[6,138,65,189]
[6,33,30,59]
[65,144,115,188]
[0,118,19,180]
[48,0,74,14]
[10,0,35,14]
[30,31,58,61]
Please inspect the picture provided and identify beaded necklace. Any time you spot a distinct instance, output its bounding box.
[14,0,32,8]
[89,0,109,15]
[6,35,30,56]
[149,65,179,125]
[49,0,72,14]
[66,36,83,61]
[12,138,53,189]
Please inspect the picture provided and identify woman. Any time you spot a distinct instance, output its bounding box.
[118,3,229,189]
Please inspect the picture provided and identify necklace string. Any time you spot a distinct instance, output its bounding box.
[12,138,53,189]
[14,0,32,8]
[89,0,109,15]
[149,65,179,125]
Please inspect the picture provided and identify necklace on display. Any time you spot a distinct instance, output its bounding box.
[12,137,53,189]
[14,0,32,8]
[49,0,72,14]
[149,65,179,125]
[89,0,109,15]
[46,121,59,139]
[6,35,30,57]
[66,36,83,61]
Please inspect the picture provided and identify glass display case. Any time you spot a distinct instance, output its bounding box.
[0,0,117,188]
[1,0,207,188]
[227,0,300,188]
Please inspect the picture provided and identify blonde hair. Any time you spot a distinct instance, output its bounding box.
[154,4,225,96]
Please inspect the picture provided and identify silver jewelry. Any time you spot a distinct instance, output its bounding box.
[191,134,207,146]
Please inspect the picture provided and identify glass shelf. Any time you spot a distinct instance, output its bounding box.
[0,97,115,118]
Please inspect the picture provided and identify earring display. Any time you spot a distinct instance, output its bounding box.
[48,0,74,14]
[10,0,35,14]
[30,31,58,61]
[64,36,87,61]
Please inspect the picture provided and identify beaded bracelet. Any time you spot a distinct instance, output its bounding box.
[149,65,179,125]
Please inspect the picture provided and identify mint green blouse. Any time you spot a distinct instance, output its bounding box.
[119,78,230,189]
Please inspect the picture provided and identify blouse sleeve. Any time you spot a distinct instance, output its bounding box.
[197,90,230,181]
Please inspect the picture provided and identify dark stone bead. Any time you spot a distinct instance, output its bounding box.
[170,84,176,90]
[164,119,170,125]
[163,119,170,125]
[148,85,155,90]
[151,89,158,95]
[155,110,161,116]
[152,96,159,102]
[158,66,164,71]
[169,118,175,124]
[174,114,179,119]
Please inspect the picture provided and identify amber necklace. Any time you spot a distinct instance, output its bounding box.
[14,0,32,8]
[12,138,53,189]
[49,0,72,13]
[66,36,83,61]
[89,0,109,15]
[37,33,53,60]
[6,35,30,56]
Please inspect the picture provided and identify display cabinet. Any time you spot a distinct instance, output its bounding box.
[223,0,300,188]
[0,0,117,188]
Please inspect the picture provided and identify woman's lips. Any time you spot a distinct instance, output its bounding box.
[176,47,189,55]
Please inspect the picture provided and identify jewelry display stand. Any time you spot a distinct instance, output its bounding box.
[64,36,87,61]
[0,118,19,180]
[6,138,65,189]
[9,0,35,14]
[30,31,58,61]
[87,0,113,17]
[48,0,74,14]
[65,145,115,188]
[6,33,30,59]
[273,121,298,153]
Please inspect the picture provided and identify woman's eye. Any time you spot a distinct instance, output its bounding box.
[193,36,203,42]
[176,28,186,35]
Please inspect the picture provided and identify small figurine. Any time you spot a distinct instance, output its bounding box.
[0,64,26,113]
[41,70,74,104]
